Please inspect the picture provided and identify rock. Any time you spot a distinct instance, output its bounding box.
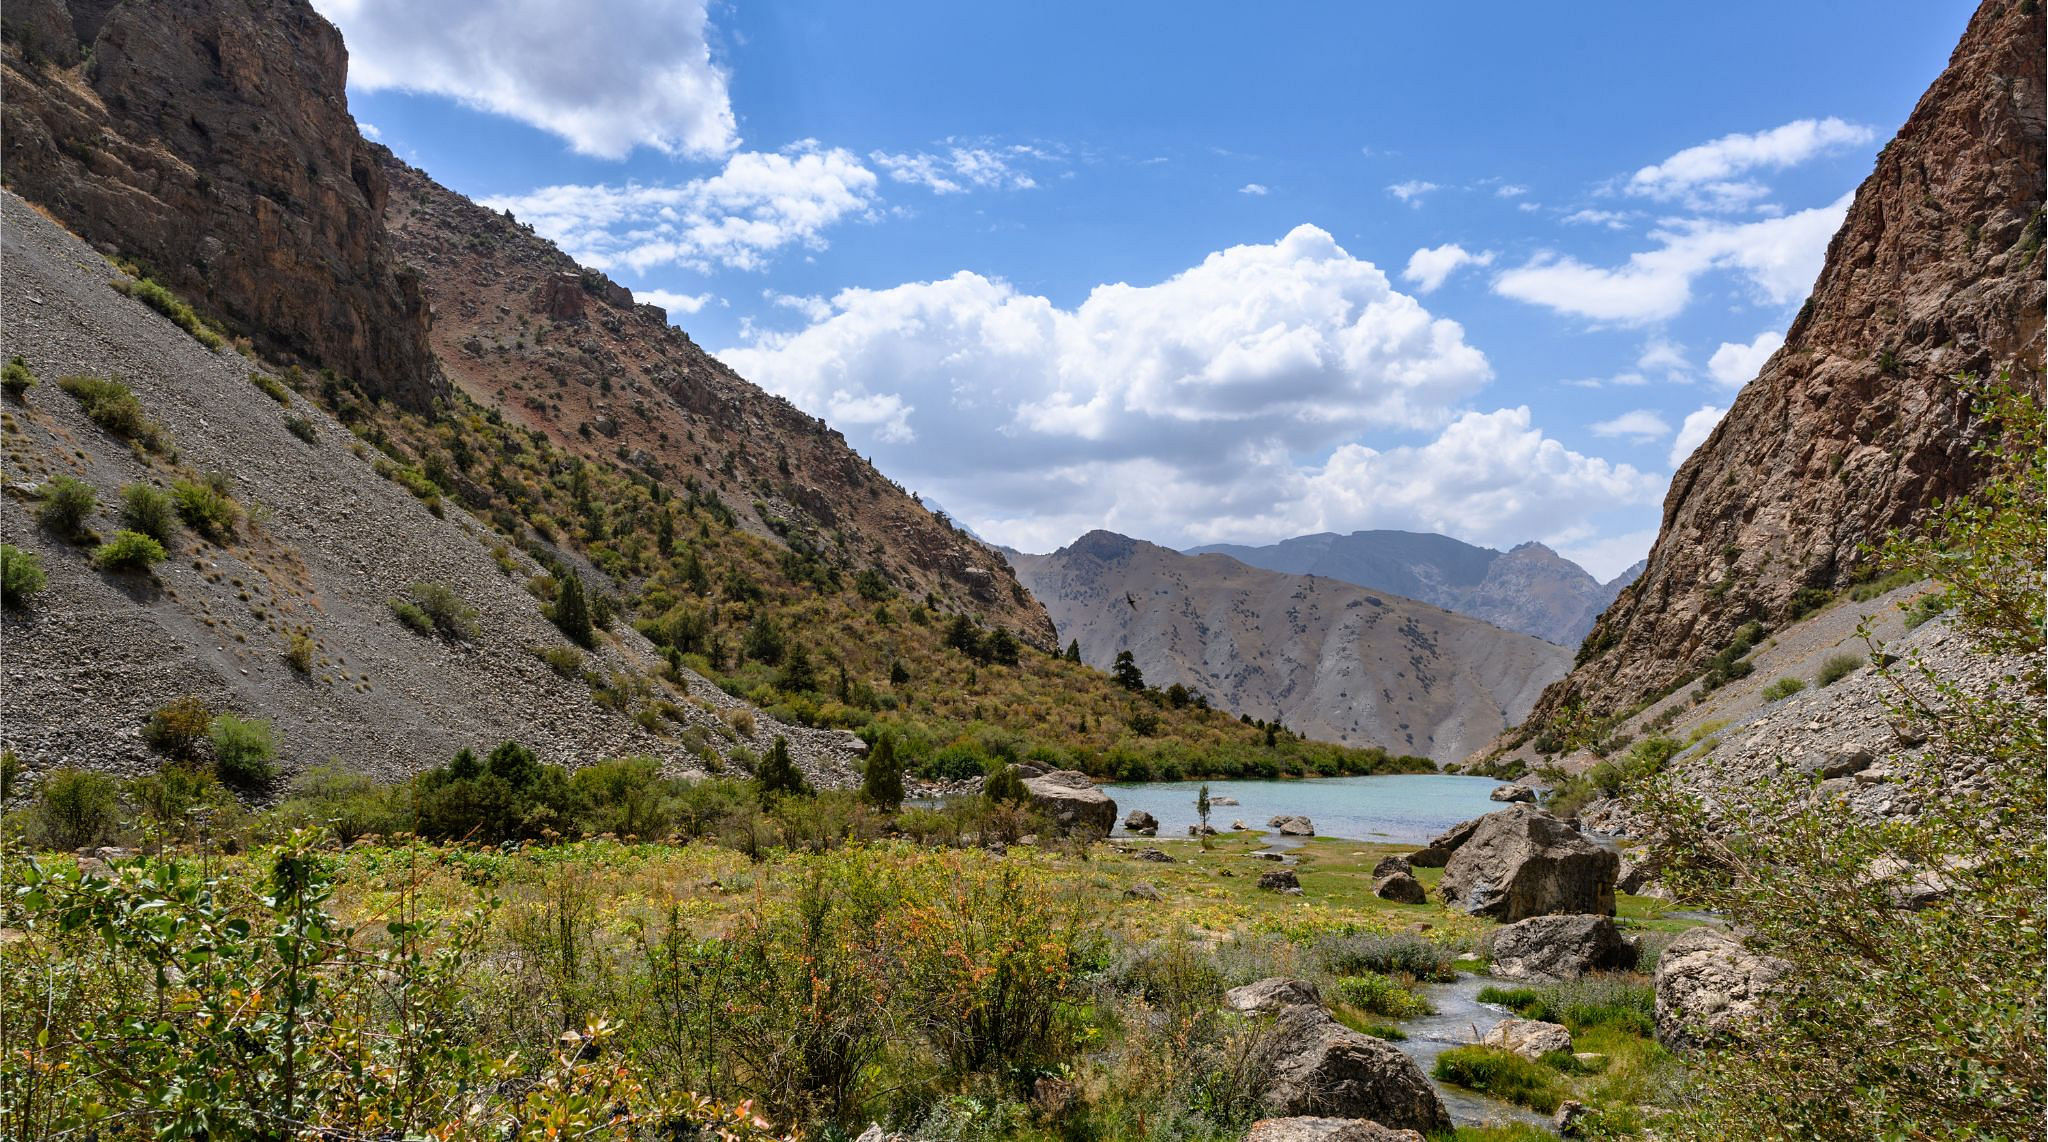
[1014,763,1047,778]
[1482,914,1639,981]
[1188,823,1219,836]
[1799,742,1877,780]
[1258,868,1302,893]
[1615,849,1659,895]
[1124,882,1162,901]
[1247,1117,1425,1142]
[1233,819,1251,830]
[1269,814,1316,835]
[1438,804,1618,921]
[1262,1005,1453,1133]
[1211,796,1239,805]
[1134,847,1175,863]
[1371,872,1427,904]
[1123,809,1159,835]
[1655,926,1788,1048]
[1022,770,1117,838]
[1225,976,1321,1014]
[1481,1017,1573,1060]
[1251,850,1286,861]
[535,271,586,320]
[1404,845,1451,868]
[853,1126,908,1142]
[1553,1100,1594,1137]
[1371,855,1412,878]
[1490,784,1536,802]
[1428,814,1488,854]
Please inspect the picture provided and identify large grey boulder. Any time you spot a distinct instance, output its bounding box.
[1123,808,1159,835]
[1482,914,1639,981]
[1654,926,1788,1048]
[1247,1118,1424,1142]
[1022,770,1117,838]
[1481,1017,1573,1060]
[1226,976,1322,1014]
[1372,872,1427,905]
[1263,1005,1453,1134]
[1270,814,1316,835]
[1438,804,1617,921]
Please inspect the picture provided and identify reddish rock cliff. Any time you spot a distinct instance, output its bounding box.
[1521,0,2044,729]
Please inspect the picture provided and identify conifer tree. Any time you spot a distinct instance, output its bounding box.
[861,734,905,811]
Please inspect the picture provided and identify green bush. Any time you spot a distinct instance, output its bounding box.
[284,414,319,444]
[3,355,36,399]
[119,483,181,545]
[249,371,292,404]
[92,529,168,572]
[536,644,583,677]
[209,713,277,786]
[1432,1045,1567,1113]
[412,741,578,843]
[31,767,122,850]
[754,736,808,799]
[1761,676,1805,701]
[395,582,478,641]
[552,570,595,647]
[110,275,226,350]
[276,765,408,845]
[171,475,240,542]
[1814,652,1863,687]
[570,755,676,839]
[1,543,46,608]
[37,474,98,540]
[56,374,165,449]
[1334,972,1433,1018]
[861,733,905,810]
[142,696,214,759]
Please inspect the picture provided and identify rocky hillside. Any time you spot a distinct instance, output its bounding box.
[0,191,862,785]
[1192,530,1629,646]
[0,0,441,409]
[377,155,1054,647]
[1516,0,2044,734]
[1005,532,1572,762]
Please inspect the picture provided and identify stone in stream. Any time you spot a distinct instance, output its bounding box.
[1123,808,1159,835]
[1247,1118,1424,1142]
[1480,1017,1574,1060]
[1371,871,1427,904]
[1022,770,1117,838]
[1437,804,1617,921]
[1482,914,1639,981]
[1269,814,1316,835]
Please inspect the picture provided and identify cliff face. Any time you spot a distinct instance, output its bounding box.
[1,0,441,408]
[1520,0,2045,729]
[1006,532,1571,762]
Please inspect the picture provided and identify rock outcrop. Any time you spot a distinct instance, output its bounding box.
[1,0,442,408]
[1437,805,1618,921]
[1482,914,1639,981]
[1654,927,1789,1049]
[1022,770,1116,837]
[1515,0,2045,730]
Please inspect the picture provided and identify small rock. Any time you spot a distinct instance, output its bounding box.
[1225,976,1321,1014]
[1211,795,1239,806]
[1269,814,1316,835]
[1258,868,1303,893]
[1371,854,1412,878]
[1187,823,1219,836]
[1489,784,1536,802]
[1482,1017,1573,1060]
[1124,882,1163,902]
[1247,1117,1425,1142]
[1135,848,1175,863]
[1252,851,1286,862]
[1123,809,1159,835]
[1553,1100,1594,1137]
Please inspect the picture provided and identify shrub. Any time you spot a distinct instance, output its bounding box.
[119,483,180,545]
[285,628,315,674]
[32,767,121,850]
[399,582,479,641]
[1334,972,1433,1018]
[109,275,225,349]
[277,765,406,845]
[92,529,168,572]
[1314,931,1458,983]
[284,414,318,444]
[571,755,676,839]
[1761,676,1806,701]
[57,375,164,448]
[1,543,46,608]
[754,736,807,799]
[389,598,433,636]
[3,355,35,399]
[536,644,583,677]
[1814,652,1863,687]
[143,696,214,759]
[37,474,97,539]
[412,741,578,843]
[861,733,905,810]
[171,475,240,542]
[209,713,277,786]
[249,371,292,404]
[1432,1045,1567,1113]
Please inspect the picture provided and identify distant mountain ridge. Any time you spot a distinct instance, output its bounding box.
[1004,531,1572,762]
[1189,530,1630,646]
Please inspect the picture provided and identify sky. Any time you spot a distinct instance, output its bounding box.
[316,0,1976,580]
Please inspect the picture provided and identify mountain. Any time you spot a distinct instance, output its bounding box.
[1190,530,1621,646]
[1005,532,1573,762]
[1512,0,2044,738]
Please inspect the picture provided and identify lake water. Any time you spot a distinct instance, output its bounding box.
[1101,774,1508,845]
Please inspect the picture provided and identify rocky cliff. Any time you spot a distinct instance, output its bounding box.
[1,0,442,409]
[1006,532,1571,762]
[1191,530,1624,646]
[1517,0,2044,730]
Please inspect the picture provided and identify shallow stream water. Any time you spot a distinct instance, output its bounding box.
[1398,971,1558,1129]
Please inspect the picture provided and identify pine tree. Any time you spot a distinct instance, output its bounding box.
[1113,650,1145,692]
[983,764,1027,805]
[554,570,595,648]
[754,736,807,799]
[1065,639,1081,663]
[861,734,905,810]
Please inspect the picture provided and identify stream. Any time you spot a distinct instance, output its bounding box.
[1397,971,1558,1130]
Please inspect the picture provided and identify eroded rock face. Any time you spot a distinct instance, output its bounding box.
[1263,1005,1453,1134]
[1023,770,1116,838]
[1246,1117,1424,1142]
[1,0,442,408]
[1481,1017,1573,1060]
[1438,805,1617,921]
[1482,914,1639,981]
[1519,0,2045,728]
[1654,926,1788,1049]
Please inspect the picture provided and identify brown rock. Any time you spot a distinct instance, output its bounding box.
[1372,872,1427,904]
[1258,868,1302,893]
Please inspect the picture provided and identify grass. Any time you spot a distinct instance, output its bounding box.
[1475,975,1656,1037]
[1762,676,1805,701]
[110,275,226,350]
[249,371,293,404]
[1432,1045,1568,1113]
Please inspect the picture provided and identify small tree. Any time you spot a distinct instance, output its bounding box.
[754,736,807,799]
[33,768,121,850]
[985,627,1021,667]
[861,734,905,811]
[1112,650,1145,692]
[553,570,595,648]
[1196,783,1213,849]
[1065,639,1082,663]
[983,763,1028,805]
[779,640,817,693]
[37,474,97,540]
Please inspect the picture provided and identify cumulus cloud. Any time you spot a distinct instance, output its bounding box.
[1590,409,1673,443]
[316,0,736,160]
[636,288,713,317]
[1239,183,1270,196]
[1491,193,1848,323]
[1388,180,1440,205]
[1402,243,1494,293]
[1707,330,1785,387]
[480,143,880,273]
[1562,208,1632,229]
[1637,337,1689,381]
[1627,117,1875,211]
[869,143,1052,194]
[1495,184,1529,198]
[1670,404,1729,467]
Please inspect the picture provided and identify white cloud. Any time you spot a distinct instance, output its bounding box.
[636,288,712,317]
[1491,193,1848,323]
[1495,184,1529,198]
[480,143,880,274]
[1388,180,1440,205]
[1637,337,1689,381]
[1627,117,1875,210]
[315,0,736,160]
[1707,330,1784,387]
[869,143,1050,194]
[1554,527,1660,583]
[1239,183,1270,196]
[1562,208,1632,229]
[1590,409,1673,443]
[1402,243,1494,294]
[763,290,833,322]
[358,120,383,140]
[1670,404,1729,467]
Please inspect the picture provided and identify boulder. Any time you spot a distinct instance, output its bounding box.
[1481,914,1639,981]
[1251,850,1286,862]
[1372,872,1427,905]
[1428,814,1489,854]
[1371,855,1412,878]
[1134,848,1175,863]
[1233,819,1252,831]
[1404,845,1451,868]
[1023,770,1117,838]
[1800,742,1877,780]
[1212,796,1240,806]
[1124,882,1163,902]
[1258,868,1302,893]
[1247,1118,1424,1142]
[1188,823,1219,836]
[1262,1005,1453,1133]
[853,1126,909,1142]
[1490,784,1536,803]
[1654,926,1788,1048]
[1225,976,1321,1014]
[1123,809,1159,835]
[1553,1100,1594,1137]
[1438,805,1618,921]
[1615,849,1659,895]
[1269,814,1316,835]
[1481,1017,1573,1060]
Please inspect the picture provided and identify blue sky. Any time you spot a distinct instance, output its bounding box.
[318,0,1974,579]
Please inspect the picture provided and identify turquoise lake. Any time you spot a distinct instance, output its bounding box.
[1100,774,1507,845]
